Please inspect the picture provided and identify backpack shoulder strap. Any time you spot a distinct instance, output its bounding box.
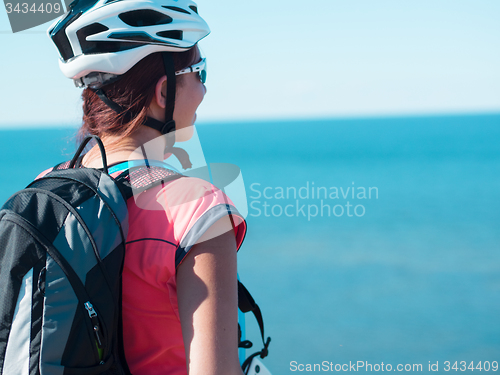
[110,160,184,201]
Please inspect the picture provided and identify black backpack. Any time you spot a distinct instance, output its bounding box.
[0,136,183,375]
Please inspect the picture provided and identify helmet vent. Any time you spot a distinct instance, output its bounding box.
[77,23,110,54]
[82,41,143,54]
[119,10,173,27]
[108,32,177,45]
[157,30,183,40]
[189,5,198,13]
[51,12,83,61]
[77,27,144,55]
[162,6,190,14]
[77,23,109,43]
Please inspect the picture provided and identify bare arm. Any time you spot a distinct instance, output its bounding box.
[177,214,245,375]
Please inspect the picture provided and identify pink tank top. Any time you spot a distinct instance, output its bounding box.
[121,175,246,374]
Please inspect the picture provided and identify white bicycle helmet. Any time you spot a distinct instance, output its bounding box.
[47,0,210,146]
[48,0,210,81]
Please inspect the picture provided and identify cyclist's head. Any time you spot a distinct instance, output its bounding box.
[47,0,210,140]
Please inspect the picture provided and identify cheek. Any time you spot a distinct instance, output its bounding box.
[194,83,206,105]
[174,77,206,123]
[184,85,205,116]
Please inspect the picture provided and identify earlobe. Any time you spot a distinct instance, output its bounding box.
[155,75,167,109]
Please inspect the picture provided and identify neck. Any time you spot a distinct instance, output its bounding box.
[82,126,165,169]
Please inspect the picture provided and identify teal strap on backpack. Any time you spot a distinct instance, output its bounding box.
[108,159,181,175]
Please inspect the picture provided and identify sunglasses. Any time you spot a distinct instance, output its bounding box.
[175,58,207,84]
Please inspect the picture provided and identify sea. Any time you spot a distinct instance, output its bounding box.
[1,113,499,374]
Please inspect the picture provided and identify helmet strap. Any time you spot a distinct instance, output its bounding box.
[145,52,192,169]
[88,53,192,169]
[162,52,176,129]
[92,88,123,114]
[141,53,177,136]
[90,52,177,136]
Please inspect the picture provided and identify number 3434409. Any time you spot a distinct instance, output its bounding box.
[5,3,62,13]
[444,361,498,372]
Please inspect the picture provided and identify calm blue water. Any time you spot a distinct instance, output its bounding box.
[1,114,499,373]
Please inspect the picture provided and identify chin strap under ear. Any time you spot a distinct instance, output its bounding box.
[157,52,192,169]
[162,52,176,129]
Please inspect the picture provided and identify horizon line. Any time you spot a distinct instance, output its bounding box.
[0,110,499,130]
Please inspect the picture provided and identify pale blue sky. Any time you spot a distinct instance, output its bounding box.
[0,0,499,128]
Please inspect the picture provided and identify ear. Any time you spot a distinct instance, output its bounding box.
[155,75,167,109]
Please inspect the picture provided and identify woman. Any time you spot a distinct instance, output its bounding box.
[46,0,247,374]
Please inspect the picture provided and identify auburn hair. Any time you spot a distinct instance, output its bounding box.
[78,48,198,142]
